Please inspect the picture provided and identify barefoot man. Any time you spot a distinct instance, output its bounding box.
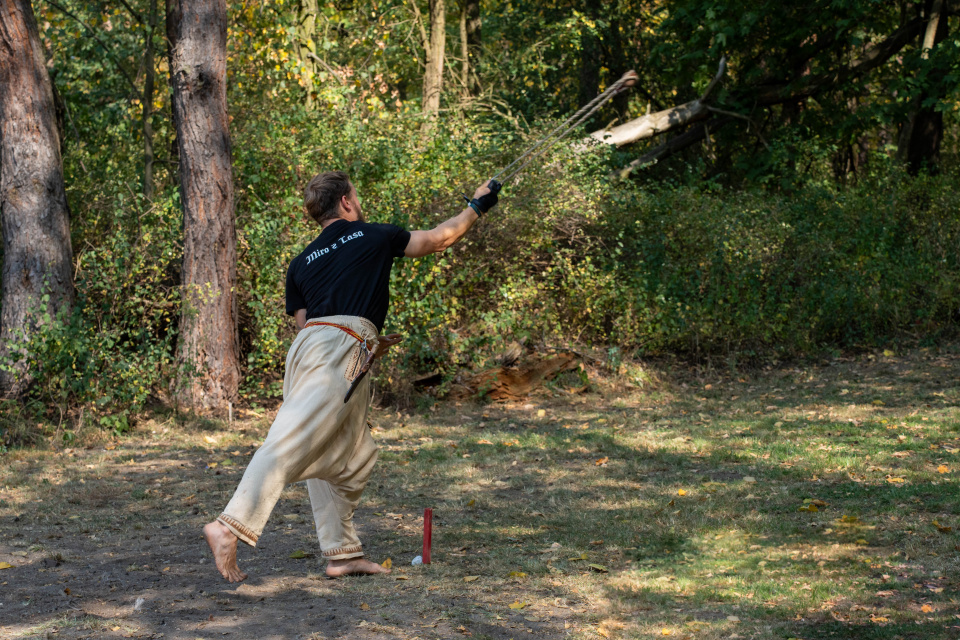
[204,171,501,581]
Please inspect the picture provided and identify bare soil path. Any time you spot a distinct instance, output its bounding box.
[2,347,960,639]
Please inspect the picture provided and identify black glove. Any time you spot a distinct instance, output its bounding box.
[469,179,502,215]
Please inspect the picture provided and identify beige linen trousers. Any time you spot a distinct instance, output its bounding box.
[217,315,379,560]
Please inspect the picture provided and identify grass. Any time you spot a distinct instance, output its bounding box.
[1,346,959,639]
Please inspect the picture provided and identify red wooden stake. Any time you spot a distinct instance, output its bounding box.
[422,508,433,564]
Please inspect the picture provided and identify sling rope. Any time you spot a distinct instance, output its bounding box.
[493,69,639,184]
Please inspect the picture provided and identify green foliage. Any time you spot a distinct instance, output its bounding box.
[7,0,960,429]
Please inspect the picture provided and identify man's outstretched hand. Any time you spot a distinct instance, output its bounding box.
[470,179,502,214]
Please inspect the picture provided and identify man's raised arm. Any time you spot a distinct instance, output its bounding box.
[404,180,500,258]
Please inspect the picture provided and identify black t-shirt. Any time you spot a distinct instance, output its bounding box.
[285,219,411,331]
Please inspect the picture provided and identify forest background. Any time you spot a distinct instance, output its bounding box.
[1,0,959,443]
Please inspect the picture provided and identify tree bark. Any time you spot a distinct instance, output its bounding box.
[0,0,75,397]
[296,0,320,109]
[143,0,158,199]
[578,0,602,110]
[166,0,240,411]
[422,0,445,116]
[464,0,480,95]
[899,0,948,174]
[588,58,726,147]
[459,1,468,93]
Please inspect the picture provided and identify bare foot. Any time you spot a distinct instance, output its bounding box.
[203,521,248,582]
[325,557,391,578]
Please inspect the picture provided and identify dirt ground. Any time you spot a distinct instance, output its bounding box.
[2,346,960,639]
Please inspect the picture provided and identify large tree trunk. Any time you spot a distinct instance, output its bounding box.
[422,0,446,116]
[0,0,75,397]
[167,0,240,412]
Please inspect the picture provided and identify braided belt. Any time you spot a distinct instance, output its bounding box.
[303,321,375,351]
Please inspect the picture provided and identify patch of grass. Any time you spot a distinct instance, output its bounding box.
[1,348,959,639]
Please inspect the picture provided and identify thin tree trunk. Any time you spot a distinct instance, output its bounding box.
[296,0,319,109]
[0,0,75,397]
[459,1,468,93]
[464,0,480,94]
[901,0,948,174]
[578,4,601,110]
[422,0,445,116]
[166,0,240,412]
[143,0,158,199]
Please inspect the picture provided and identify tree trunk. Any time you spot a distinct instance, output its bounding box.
[459,1,468,93]
[296,0,320,109]
[422,0,445,116]
[166,0,240,412]
[463,0,480,95]
[0,0,75,397]
[578,2,601,110]
[143,0,158,199]
[900,0,948,174]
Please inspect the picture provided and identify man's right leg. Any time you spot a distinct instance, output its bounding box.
[305,413,386,577]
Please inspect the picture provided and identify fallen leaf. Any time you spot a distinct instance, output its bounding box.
[477,439,493,445]
[798,504,819,512]
[743,476,757,483]
[872,399,885,406]
[938,465,949,474]
[537,409,546,418]
[508,571,527,578]
[727,615,740,622]
[464,575,480,582]
[204,435,217,444]
[206,462,218,468]
[661,630,672,636]
[595,457,609,466]
[509,601,528,610]
[886,476,905,483]
[0,562,13,570]
[588,563,608,572]
[921,604,933,613]
[590,540,603,546]
[677,489,687,496]
[883,349,895,357]
[597,627,610,638]
[381,558,392,569]
[289,549,309,559]
[467,499,476,506]
[360,603,371,611]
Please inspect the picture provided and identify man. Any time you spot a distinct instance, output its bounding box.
[203,171,500,581]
